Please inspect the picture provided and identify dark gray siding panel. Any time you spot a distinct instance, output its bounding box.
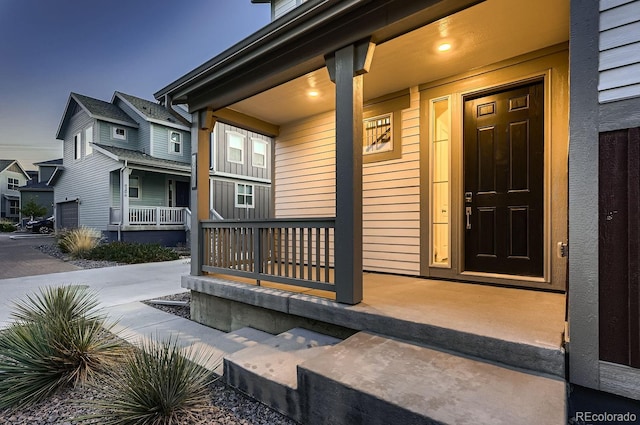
[212,122,272,181]
[57,201,78,229]
[211,179,271,219]
[105,230,186,247]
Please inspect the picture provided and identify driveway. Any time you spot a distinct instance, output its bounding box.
[0,232,80,279]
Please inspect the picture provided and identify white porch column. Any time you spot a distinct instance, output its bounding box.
[121,167,131,226]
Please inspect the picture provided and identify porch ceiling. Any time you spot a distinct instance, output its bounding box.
[230,0,569,125]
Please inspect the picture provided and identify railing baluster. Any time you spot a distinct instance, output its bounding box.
[316,227,320,282]
[307,228,312,281]
[292,228,297,279]
[299,227,304,280]
[276,228,282,276]
[325,227,330,283]
[284,228,289,277]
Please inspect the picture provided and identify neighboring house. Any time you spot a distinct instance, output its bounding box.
[0,160,30,221]
[18,158,63,220]
[54,92,272,246]
[153,0,640,421]
[54,91,193,246]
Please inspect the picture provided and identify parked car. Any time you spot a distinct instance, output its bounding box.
[26,216,54,234]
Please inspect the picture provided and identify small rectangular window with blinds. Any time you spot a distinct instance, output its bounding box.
[363,113,393,155]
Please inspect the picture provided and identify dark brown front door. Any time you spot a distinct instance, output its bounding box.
[463,81,544,277]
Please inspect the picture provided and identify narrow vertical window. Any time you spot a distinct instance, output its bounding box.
[226,132,245,164]
[85,126,93,156]
[129,176,140,199]
[169,131,182,154]
[252,139,267,168]
[430,97,451,267]
[74,133,81,160]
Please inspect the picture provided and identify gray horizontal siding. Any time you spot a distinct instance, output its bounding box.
[151,124,191,163]
[211,178,271,220]
[273,0,298,19]
[599,0,640,103]
[98,121,140,151]
[115,99,151,154]
[55,112,119,231]
[129,171,166,207]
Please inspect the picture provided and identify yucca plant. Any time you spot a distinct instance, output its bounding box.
[81,337,217,425]
[0,286,127,409]
[58,226,101,258]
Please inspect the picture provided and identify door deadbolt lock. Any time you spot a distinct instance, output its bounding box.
[465,192,473,203]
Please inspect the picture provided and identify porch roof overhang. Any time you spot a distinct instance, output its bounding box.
[154,0,483,113]
[93,144,190,176]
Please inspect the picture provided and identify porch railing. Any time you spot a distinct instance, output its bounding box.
[109,206,188,226]
[201,218,335,293]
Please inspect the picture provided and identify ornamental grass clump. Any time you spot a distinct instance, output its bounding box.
[58,226,101,258]
[0,286,127,409]
[82,337,217,425]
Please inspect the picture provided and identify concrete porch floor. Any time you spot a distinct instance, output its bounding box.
[184,271,566,377]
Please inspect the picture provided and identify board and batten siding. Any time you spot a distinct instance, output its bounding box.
[599,0,640,102]
[212,122,272,181]
[211,179,271,219]
[274,87,421,275]
[56,111,119,231]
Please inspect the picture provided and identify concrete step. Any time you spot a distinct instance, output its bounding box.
[298,331,566,425]
[106,302,272,373]
[224,327,341,422]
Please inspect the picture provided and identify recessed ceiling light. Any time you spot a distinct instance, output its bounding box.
[308,90,319,97]
[438,43,452,52]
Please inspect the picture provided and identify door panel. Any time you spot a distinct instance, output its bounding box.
[463,81,544,276]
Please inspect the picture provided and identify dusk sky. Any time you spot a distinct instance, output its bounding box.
[0,0,270,169]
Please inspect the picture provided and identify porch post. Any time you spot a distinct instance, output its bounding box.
[190,108,215,276]
[327,40,375,305]
[121,167,130,226]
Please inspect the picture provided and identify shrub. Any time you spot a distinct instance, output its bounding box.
[20,199,47,219]
[82,337,216,425]
[87,241,179,264]
[0,220,15,232]
[58,227,101,258]
[0,286,127,409]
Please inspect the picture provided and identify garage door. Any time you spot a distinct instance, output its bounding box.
[57,201,78,229]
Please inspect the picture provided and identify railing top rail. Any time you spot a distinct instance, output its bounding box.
[201,217,336,228]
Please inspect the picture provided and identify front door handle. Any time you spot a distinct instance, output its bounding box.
[466,207,472,230]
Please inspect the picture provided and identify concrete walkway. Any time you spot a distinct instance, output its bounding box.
[0,259,190,329]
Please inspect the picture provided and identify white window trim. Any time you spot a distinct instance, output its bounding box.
[7,177,19,190]
[85,126,93,156]
[112,126,127,140]
[129,175,140,199]
[169,130,182,155]
[234,183,255,208]
[74,132,82,160]
[251,138,268,169]
[226,131,245,165]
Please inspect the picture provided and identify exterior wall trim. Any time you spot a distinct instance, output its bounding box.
[568,0,601,389]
